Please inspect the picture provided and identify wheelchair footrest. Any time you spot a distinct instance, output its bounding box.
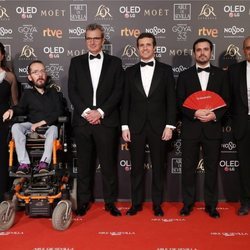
[9,170,56,178]
[27,199,53,217]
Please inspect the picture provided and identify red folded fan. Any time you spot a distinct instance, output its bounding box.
[183,90,226,111]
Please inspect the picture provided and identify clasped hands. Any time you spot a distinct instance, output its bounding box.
[194,109,216,122]
[84,110,101,125]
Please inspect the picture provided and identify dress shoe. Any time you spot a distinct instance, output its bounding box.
[180,205,193,216]
[153,205,164,217]
[238,205,249,216]
[105,203,122,216]
[76,203,90,216]
[126,205,143,216]
[205,206,220,218]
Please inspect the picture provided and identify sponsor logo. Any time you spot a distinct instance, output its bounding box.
[43,28,63,38]
[144,8,169,16]
[145,26,166,38]
[46,63,64,80]
[198,4,216,19]
[43,46,64,59]
[98,231,135,236]
[121,27,140,37]
[155,46,167,58]
[103,44,113,55]
[224,44,242,60]
[16,6,37,19]
[102,24,115,41]
[221,142,237,153]
[168,48,193,57]
[68,27,85,39]
[120,142,129,151]
[211,232,248,237]
[172,24,192,41]
[120,159,131,171]
[0,6,9,21]
[18,66,29,78]
[220,160,239,172]
[171,158,182,174]
[198,27,218,37]
[197,159,205,173]
[122,44,139,59]
[70,4,87,21]
[173,3,191,20]
[0,27,13,39]
[67,49,85,57]
[95,5,112,20]
[3,44,11,61]
[18,24,38,42]
[224,26,245,38]
[224,5,245,17]
[119,6,141,18]
[40,9,66,17]
[172,65,188,77]
[173,139,182,156]
[19,45,37,59]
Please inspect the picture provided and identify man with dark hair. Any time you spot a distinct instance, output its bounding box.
[3,60,64,174]
[228,36,250,216]
[176,38,229,218]
[68,23,124,216]
[121,32,176,216]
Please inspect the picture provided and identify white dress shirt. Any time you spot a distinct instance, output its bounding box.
[247,61,250,114]
[196,63,210,91]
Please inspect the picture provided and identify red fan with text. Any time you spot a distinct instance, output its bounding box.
[183,90,226,111]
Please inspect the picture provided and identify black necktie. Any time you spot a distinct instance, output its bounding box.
[90,54,101,60]
[197,67,210,73]
[140,61,154,67]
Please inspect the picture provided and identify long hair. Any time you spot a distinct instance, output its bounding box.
[0,42,9,72]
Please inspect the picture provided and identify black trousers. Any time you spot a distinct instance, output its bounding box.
[74,124,119,207]
[181,134,221,208]
[129,123,167,206]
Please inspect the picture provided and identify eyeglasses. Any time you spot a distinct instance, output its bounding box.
[85,37,103,42]
[30,70,47,75]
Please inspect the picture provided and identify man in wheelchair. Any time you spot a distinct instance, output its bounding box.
[3,60,64,175]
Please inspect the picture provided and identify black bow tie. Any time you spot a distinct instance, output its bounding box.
[140,61,154,67]
[197,67,210,73]
[90,54,101,60]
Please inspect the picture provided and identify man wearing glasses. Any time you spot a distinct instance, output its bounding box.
[3,60,64,174]
[68,23,124,216]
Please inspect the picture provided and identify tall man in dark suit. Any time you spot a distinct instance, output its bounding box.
[68,23,124,216]
[121,33,176,216]
[228,36,250,216]
[177,38,229,218]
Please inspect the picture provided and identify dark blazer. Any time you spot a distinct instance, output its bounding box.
[121,60,176,135]
[68,52,124,127]
[228,61,248,140]
[177,65,229,140]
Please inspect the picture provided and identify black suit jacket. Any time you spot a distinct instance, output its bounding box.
[68,52,124,128]
[228,61,249,140]
[177,65,229,140]
[121,61,176,135]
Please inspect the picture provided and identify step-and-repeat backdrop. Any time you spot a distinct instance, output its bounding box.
[1,0,249,201]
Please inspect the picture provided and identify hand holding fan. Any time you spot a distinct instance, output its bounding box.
[183,90,226,111]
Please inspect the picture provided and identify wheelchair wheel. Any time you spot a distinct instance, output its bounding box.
[0,201,16,231]
[52,200,72,231]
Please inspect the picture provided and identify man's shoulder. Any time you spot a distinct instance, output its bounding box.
[228,60,245,71]
[104,53,122,63]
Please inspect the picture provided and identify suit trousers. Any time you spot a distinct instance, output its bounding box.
[181,134,221,208]
[74,124,119,207]
[129,123,167,206]
[11,122,58,164]
[236,118,250,205]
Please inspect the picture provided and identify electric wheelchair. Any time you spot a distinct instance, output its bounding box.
[0,79,76,231]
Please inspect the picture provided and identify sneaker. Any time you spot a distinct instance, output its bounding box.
[37,161,49,174]
[16,163,30,175]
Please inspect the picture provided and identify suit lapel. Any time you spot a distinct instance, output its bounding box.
[206,65,216,90]
[148,61,161,97]
[239,61,248,106]
[134,64,147,97]
[191,66,202,92]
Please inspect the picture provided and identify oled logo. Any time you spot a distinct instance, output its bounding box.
[220,160,239,172]
[70,4,87,21]
[43,46,64,59]
[16,6,37,19]
[173,3,191,20]
[155,46,167,58]
[198,4,216,19]
[119,6,141,18]
[224,5,245,17]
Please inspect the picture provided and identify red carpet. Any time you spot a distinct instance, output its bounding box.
[1,202,250,250]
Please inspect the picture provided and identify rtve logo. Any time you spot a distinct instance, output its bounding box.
[198,27,218,37]
[43,28,63,38]
[121,27,140,37]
